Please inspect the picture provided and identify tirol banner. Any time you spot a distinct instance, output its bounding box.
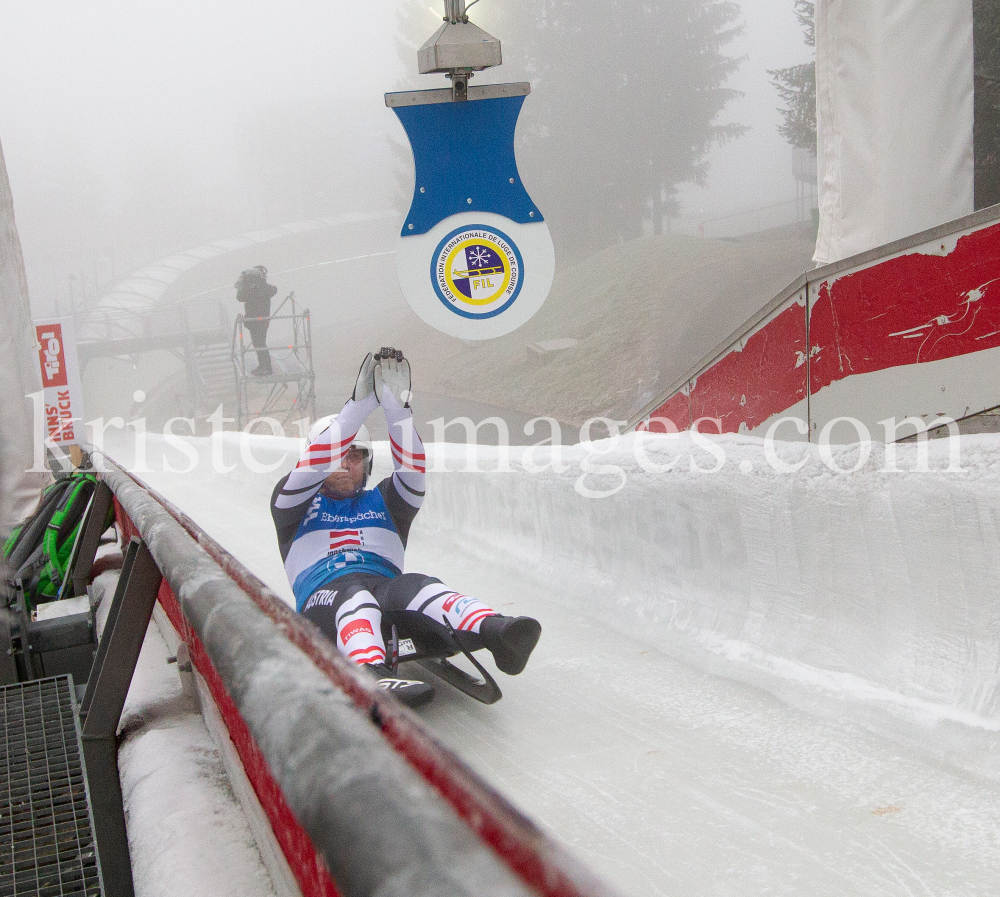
[33,318,86,446]
[387,83,555,340]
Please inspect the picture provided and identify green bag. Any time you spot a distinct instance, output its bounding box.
[2,472,114,612]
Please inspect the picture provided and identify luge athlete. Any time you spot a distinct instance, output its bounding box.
[271,348,541,706]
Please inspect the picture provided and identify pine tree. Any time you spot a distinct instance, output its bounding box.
[768,1,815,154]
[767,2,999,207]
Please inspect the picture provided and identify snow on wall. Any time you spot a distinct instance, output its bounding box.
[112,429,1000,729]
[416,433,1000,728]
[96,428,1000,895]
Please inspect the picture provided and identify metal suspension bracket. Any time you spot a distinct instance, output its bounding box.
[418,0,501,101]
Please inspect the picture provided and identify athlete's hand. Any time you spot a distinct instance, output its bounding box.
[351,352,376,402]
[374,347,411,408]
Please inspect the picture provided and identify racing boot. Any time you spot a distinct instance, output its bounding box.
[364,663,434,708]
[478,615,542,675]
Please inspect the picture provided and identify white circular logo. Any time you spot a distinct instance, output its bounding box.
[395,212,555,339]
[431,225,523,319]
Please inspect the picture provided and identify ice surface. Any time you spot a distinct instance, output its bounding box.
[104,429,1000,896]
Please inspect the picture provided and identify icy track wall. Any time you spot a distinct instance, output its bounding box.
[635,203,1000,441]
[417,433,1000,727]
[98,455,620,897]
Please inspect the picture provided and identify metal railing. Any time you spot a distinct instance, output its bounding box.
[97,453,624,897]
[1,476,162,897]
[75,299,229,350]
[628,201,1000,433]
[232,292,317,430]
[671,195,816,241]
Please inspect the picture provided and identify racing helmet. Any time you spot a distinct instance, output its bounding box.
[308,415,373,482]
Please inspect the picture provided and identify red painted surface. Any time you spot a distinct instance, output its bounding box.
[688,301,807,433]
[35,322,68,388]
[113,499,343,897]
[110,479,612,897]
[641,391,689,433]
[637,219,1000,435]
[188,633,341,897]
[810,223,1000,391]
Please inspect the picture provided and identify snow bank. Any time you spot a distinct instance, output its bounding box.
[117,619,278,897]
[114,428,1000,730]
[414,432,1000,728]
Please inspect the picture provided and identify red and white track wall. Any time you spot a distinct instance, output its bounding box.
[99,456,620,897]
[639,206,1000,441]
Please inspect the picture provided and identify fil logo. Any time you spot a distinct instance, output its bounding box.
[36,325,68,388]
[431,226,522,321]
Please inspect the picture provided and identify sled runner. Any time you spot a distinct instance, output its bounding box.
[386,619,502,705]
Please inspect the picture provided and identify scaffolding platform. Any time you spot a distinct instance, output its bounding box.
[233,292,317,431]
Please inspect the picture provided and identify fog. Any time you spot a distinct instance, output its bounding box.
[0,0,818,430]
[0,1,406,310]
[675,2,812,220]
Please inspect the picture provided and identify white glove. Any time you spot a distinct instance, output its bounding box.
[351,352,376,402]
[374,347,412,407]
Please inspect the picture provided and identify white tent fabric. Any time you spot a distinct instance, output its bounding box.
[0,138,51,535]
[814,0,975,265]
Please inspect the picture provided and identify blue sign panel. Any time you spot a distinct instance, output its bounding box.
[393,96,542,235]
[388,86,554,340]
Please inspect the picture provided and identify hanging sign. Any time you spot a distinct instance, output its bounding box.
[33,318,86,446]
[387,83,555,340]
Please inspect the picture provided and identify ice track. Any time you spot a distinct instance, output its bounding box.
[110,430,1000,897]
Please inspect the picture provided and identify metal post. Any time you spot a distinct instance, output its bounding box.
[81,538,160,733]
[78,541,137,721]
[67,481,113,599]
[234,314,247,430]
[185,333,199,416]
[304,310,316,422]
[80,537,163,897]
